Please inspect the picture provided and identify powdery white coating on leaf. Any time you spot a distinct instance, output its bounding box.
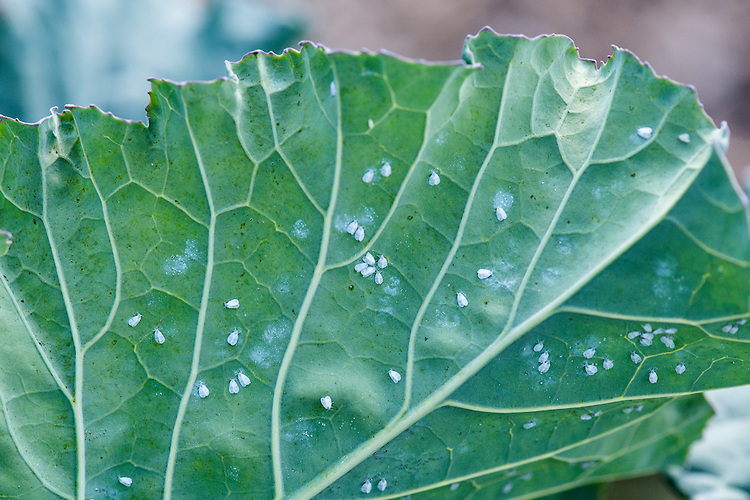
[229,379,239,394]
[631,352,643,364]
[583,347,596,359]
[354,226,365,242]
[676,362,686,374]
[584,363,597,376]
[649,369,658,384]
[224,299,239,309]
[374,271,383,285]
[354,262,368,273]
[377,478,387,491]
[603,358,614,370]
[292,219,308,239]
[388,369,401,383]
[154,328,165,344]
[163,239,200,276]
[522,420,536,429]
[380,162,391,177]
[227,328,240,346]
[496,205,507,221]
[364,252,376,266]
[320,395,332,410]
[377,255,387,268]
[477,268,493,279]
[678,133,691,143]
[637,126,653,139]
[660,335,675,349]
[538,360,550,373]
[428,171,440,186]
[118,476,132,487]
[361,266,376,278]
[538,351,550,364]
[237,372,251,387]
[362,169,375,183]
[361,480,372,494]
[346,220,359,235]
[533,341,544,352]
[128,313,142,327]
[456,292,468,308]
[198,382,209,398]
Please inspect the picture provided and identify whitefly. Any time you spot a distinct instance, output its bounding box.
[584,363,597,376]
[428,171,440,186]
[456,292,468,308]
[364,252,376,266]
[675,362,686,375]
[583,347,596,359]
[361,480,372,494]
[533,340,544,352]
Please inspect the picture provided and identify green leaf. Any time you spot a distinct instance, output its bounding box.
[0,30,747,499]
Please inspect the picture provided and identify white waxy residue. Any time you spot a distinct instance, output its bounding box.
[361,480,372,494]
[128,313,142,327]
[320,395,332,410]
[675,362,686,375]
[346,220,359,235]
[583,347,596,359]
[648,369,658,384]
[456,292,468,308]
[198,382,209,398]
[229,379,239,394]
[227,328,240,346]
[428,171,440,186]
[118,476,133,487]
[238,372,251,387]
[154,328,165,344]
[477,268,493,279]
[496,206,507,221]
[584,363,597,376]
[637,126,653,139]
[354,226,365,242]
[380,162,391,177]
[362,169,375,183]
[388,369,401,383]
[224,299,240,309]
[377,478,387,491]
[678,133,690,143]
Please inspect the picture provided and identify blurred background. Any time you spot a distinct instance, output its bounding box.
[0,1,748,498]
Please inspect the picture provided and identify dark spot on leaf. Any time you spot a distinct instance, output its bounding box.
[631,172,636,177]
[348,285,354,290]
[407,215,413,220]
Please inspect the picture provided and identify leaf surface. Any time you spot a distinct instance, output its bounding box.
[0,31,747,499]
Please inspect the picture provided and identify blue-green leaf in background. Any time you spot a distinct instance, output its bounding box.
[0,30,748,499]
